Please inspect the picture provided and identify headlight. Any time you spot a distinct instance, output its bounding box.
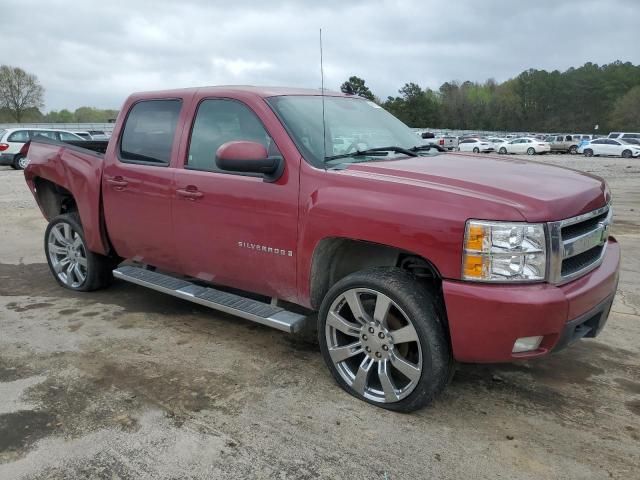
[462,220,546,282]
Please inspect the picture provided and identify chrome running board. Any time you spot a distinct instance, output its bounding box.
[113,265,308,333]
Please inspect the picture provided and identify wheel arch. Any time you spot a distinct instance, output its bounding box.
[32,176,116,257]
[33,177,78,220]
[309,237,443,311]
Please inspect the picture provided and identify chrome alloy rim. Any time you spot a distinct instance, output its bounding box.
[18,156,29,169]
[48,223,88,288]
[326,288,423,403]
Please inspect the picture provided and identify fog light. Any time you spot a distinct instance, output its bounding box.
[512,336,543,353]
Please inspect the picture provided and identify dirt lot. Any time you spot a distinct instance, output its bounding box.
[0,154,639,479]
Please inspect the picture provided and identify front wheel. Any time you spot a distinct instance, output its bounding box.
[584,148,594,157]
[622,149,632,159]
[569,145,578,154]
[45,213,116,291]
[318,268,452,412]
[499,147,507,154]
[527,147,535,155]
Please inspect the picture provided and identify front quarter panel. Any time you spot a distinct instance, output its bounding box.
[296,161,525,307]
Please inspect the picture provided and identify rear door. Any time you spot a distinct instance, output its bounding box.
[589,139,606,155]
[171,97,300,301]
[102,98,186,271]
[510,139,524,153]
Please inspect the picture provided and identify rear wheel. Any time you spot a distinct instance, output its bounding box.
[499,147,507,154]
[584,148,594,157]
[527,147,535,155]
[13,155,28,170]
[622,149,632,159]
[45,213,116,292]
[569,145,578,154]
[318,268,452,412]
[473,147,480,153]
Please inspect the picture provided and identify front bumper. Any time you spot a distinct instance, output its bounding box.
[443,237,620,363]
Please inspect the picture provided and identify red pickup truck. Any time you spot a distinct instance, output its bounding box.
[23,86,619,412]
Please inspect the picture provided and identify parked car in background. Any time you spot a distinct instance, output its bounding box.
[497,137,551,155]
[435,135,458,151]
[608,132,640,141]
[487,137,507,148]
[545,134,580,154]
[579,138,640,158]
[0,128,85,169]
[457,138,494,153]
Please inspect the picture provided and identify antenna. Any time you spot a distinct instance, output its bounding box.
[320,28,327,161]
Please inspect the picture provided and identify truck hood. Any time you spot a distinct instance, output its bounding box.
[343,153,609,222]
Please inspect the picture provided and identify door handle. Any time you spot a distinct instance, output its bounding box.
[106,176,128,188]
[176,187,203,200]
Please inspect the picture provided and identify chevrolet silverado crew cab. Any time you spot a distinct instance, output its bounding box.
[23,86,619,412]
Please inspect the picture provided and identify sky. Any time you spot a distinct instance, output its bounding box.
[3,0,639,112]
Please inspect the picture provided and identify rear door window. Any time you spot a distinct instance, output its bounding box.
[120,99,182,165]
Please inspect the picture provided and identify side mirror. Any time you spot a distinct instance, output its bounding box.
[215,141,284,182]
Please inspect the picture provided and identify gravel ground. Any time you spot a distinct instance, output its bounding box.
[0,153,639,479]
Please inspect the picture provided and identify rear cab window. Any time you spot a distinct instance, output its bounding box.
[119,99,182,166]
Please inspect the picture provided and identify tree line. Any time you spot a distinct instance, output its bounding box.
[2,61,639,131]
[342,60,640,132]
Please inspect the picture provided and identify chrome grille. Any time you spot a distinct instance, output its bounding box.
[548,205,612,284]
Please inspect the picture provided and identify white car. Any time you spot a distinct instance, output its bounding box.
[578,138,640,158]
[487,137,507,148]
[0,128,85,170]
[457,138,495,153]
[497,137,551,155]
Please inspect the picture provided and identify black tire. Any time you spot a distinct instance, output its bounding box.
[499,147,507,154]
[13,155,27,170]
[472,147,480,153]
[622,149,632,159]
[527,147,535,155]
[318,267,453,412]
[569,145,578,154]
[44,213,116,292]
[584,148,594,157]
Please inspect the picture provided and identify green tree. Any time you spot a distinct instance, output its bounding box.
[609,85,640,130]
[340,76,375,101]
[0,65,45,122]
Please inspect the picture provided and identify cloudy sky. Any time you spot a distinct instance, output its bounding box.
[4,0,639,111]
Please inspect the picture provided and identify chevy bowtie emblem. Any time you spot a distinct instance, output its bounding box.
[598,221,610,245]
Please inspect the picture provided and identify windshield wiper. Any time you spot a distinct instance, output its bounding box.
[324,146,418,162]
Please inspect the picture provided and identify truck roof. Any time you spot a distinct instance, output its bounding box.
[129,85,351,100]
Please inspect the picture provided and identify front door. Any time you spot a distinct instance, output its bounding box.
[172,98,299,302]
[102,99,184,272]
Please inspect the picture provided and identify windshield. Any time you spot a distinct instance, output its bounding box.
[267,95,430,167]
